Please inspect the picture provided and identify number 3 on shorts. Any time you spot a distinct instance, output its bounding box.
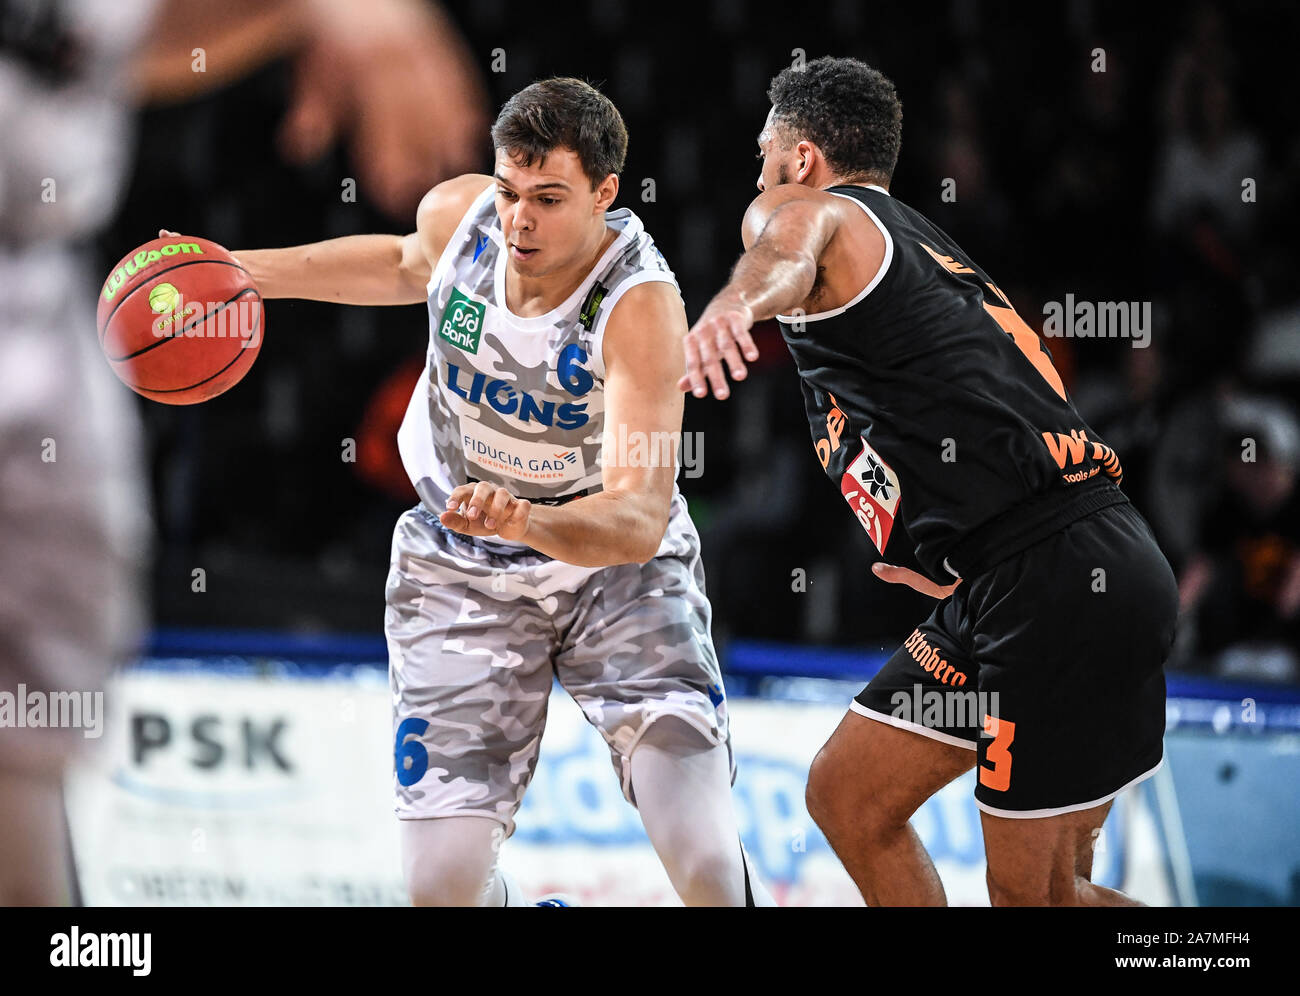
[979,713,1016,792]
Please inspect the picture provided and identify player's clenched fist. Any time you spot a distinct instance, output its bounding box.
[678,301,760,401]
[440,482,531,541]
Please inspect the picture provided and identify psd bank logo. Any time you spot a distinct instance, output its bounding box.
[438,288,484,354]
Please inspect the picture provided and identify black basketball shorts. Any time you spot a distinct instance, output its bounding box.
[854,500,1179,817]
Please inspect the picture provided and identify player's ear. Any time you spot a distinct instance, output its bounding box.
[593,173,618,212]
[795,140,818,184]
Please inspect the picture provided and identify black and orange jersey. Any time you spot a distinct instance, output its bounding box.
[777,183,1127,582]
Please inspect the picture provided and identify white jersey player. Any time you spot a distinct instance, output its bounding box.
[233,77,773,906]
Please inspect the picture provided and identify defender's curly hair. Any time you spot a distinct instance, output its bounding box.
[767,56,903,184]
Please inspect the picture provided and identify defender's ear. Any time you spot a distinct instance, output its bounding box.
[795,140,821,184]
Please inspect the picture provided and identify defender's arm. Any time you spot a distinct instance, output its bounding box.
[679,187,841,399]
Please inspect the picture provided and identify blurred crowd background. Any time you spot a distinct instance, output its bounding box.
[93,0,1300,682]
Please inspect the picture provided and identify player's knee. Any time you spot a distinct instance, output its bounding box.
[806,746,900,843]
[986,865,1081,907]
[406,850,494,906]
[669,843,744,905]
[805,746,837,830]
[986,865,1037,907]
[401,821,499,907]
[807,746,870,838]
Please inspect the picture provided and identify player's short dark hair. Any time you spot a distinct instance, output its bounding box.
[491,77,627,190]
[767,56,903,184]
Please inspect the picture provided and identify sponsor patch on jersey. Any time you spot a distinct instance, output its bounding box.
[438,287,485,354]
[459,417,587,485]
[840,437,901,554]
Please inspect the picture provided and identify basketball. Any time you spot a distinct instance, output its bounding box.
[96,235,263,404]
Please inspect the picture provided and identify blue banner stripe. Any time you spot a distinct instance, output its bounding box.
[139,629,1300,712]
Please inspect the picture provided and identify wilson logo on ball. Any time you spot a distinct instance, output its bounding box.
[101,242,204,302]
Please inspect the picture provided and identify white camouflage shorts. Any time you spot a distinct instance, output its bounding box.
[384,493,733,835]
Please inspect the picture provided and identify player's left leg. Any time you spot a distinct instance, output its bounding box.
[553,497,773,906]
[400,815,529,907]
[629,716,775,906]
[981,800,1140,906]
[966,500,1181,906]
[385,507,558,907]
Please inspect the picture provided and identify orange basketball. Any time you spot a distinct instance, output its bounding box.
[97,235,263,404]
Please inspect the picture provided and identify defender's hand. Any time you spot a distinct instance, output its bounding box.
[440,482,531,542]
[872,562,962,600]
[678,302,759,400]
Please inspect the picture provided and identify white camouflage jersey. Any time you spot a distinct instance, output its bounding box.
[397,183,682,549]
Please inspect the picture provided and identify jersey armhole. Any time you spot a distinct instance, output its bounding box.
[425,183,496,296]
[775,191,895,325]
[589,272,683,381]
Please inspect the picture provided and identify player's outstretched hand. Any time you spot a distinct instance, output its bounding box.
[871,562,962,600]
[441,481,532,542]
[679,302,760,400]
[158,229,249,272]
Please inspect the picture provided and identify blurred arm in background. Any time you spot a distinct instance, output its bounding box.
[132,0,489,220]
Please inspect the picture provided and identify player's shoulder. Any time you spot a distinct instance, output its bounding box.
[416,174,494,236]
[599,216,684,336]
[600,278,687,375]
[747,183,850,216]
[599,207,676,285]
[740,183,854,245]
[417,173,495,223]
[608,275,683,317]
[415,173,495,264]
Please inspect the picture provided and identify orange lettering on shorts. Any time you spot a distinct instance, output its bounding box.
[905,631,968,687]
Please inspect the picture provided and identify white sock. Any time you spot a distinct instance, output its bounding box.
[486,868,529,907]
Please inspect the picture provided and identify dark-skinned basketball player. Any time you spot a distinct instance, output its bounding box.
[681,56,1179,907]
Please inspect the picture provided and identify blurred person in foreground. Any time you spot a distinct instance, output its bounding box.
[0,0,484,905]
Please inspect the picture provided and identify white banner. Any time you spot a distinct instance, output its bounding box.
[65,666,1173,906]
